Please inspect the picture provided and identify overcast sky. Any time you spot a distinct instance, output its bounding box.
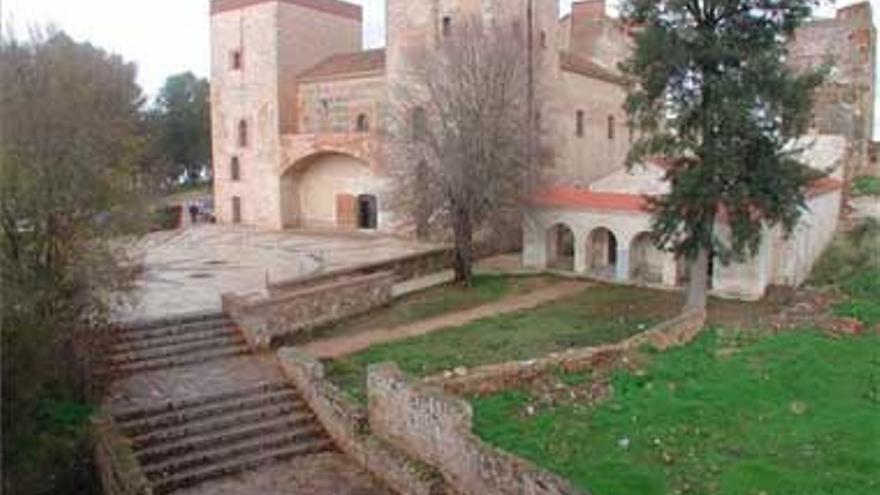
[3,0,879,137]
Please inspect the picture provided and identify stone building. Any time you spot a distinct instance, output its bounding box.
[210,0,860,300]
[789,1,876,177]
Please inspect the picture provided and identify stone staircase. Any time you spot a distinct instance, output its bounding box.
[111,381,334,494]
[106,313,249,375]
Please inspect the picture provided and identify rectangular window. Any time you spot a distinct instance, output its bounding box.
[442,16,452,37]
[576,110,585,137]
[230,156,241,181]
[238,119,248,148]
[232,197,242,224]
[607,115,615,140]
[231,50,243,70]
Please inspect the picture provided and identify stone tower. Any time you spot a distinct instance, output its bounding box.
[790,1,876,177]
[210,0,362,228]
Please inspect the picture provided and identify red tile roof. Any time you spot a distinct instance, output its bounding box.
[298,49,386,82]
[532,177,842,214]
[211,0,362,21]
[559,51,627,86]
[531,185,650,213]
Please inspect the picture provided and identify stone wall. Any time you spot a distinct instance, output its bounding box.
[277,348,452,495]
[92,413,150,495]
[224,271,394,349]
[268,246,454,293]
[367,363,585,495]
[424,309,706,396]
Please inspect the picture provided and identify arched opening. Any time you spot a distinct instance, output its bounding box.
[629,232,664,284]
[357,194,378,229]
[280,151,380,231]
[546,223,575,271]
[356,113,369,133]
[587,227,618,279]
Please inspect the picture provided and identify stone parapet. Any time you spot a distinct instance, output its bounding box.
[224,271,395,349]
[367,363,585,495]
[92,412,151,495]
[277,348,450,495]
[424,309,707,396]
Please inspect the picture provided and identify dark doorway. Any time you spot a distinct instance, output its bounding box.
[608,233,618,265]
[357,194,378,230]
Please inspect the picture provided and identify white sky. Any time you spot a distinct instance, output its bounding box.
[3,0,879,137]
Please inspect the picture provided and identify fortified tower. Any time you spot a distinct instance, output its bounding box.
[210,0,362,228]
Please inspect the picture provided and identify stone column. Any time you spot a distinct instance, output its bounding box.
[574,233,588,274]
[615,248,629,282]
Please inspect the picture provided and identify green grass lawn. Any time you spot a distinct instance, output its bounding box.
[293,274,555,345]
[325,285,684,401]
[473,329,880,495]
[852,175,880,198]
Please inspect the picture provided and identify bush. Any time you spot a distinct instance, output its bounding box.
[152,205,182,231]
[852,175,880,197]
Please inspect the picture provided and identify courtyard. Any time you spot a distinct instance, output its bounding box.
[116,225,436,322]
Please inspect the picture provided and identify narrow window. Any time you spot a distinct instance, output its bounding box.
[442,16,452,37]
[540,31,548,49]
[512,20,523,37]
[238,119,248,148]
[412,107,427,141]
[230,156,241,181]
[576,110,585,137]
[356,113,369,133]
[231,50,243,70]
[232,197,242,224]
[607,115,615,140]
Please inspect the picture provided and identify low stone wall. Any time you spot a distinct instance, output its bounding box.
[224,271,395,349]
[277,348,451,495]
[368,363,584,495]
[92,413,150,495]
[268,247,454,294]
[425,309,707,396]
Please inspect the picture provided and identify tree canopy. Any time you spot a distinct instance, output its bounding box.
[150,72,211,183]
[620,0,826,309]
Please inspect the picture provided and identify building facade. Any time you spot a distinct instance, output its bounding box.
[210,0,867,300]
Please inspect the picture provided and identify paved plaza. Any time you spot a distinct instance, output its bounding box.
[116,225,435,322]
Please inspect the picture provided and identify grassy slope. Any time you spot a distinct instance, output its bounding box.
[325,285,680,401]
[474,329,880,495]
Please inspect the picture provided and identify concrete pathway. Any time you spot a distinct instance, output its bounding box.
[303,280,589,359]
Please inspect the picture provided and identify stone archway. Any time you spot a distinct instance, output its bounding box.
[587,227,618,279]
[546,223,576,271]
[280,152,380,230]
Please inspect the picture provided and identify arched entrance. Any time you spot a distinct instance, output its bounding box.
[281,152,381,231]
[587,227,618,279]
[546,223,575,271]
[629,232,664,284]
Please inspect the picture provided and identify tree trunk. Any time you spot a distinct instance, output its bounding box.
[685,246,710,311]
[451,207,474,286]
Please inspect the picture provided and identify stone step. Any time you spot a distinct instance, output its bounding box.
[114,318,235,343]
[133,405,314,452]
[150,438,335,495]
[107,334,245,366]
[119,390,305,437]
[119,312,229,333]
[143,427,329,480]
[113,381,290,423]
[111,325,239,354]
[108,345,250,376]
[136,417,322,465]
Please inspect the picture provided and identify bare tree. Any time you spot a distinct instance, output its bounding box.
[384,14,541,286]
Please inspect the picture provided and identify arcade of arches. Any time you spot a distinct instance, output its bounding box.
[540,221,683,287]
[280,152,384,231]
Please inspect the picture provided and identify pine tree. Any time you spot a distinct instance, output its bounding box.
[620,0,827,310]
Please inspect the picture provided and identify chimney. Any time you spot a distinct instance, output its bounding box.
[571,0,606,21]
